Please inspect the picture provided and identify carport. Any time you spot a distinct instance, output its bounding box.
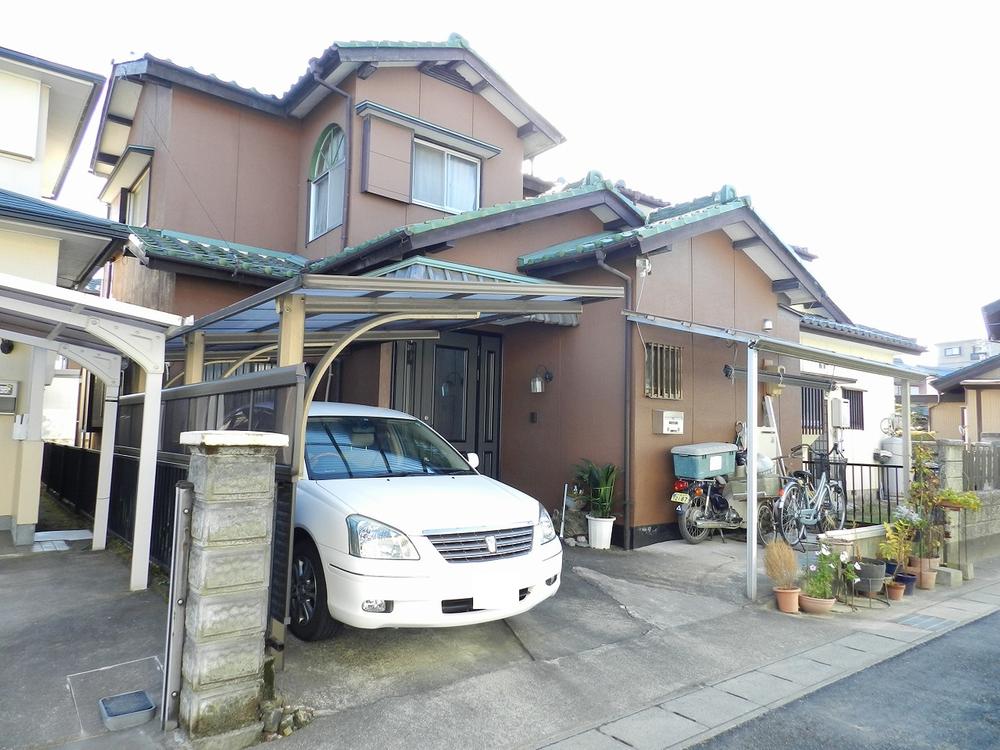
[167,272,624,471]
[625,311,929,600]
[0,271,180,589]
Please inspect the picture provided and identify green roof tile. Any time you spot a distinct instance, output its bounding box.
[518,194,747,269]
[129,227,308,280]
[305,171,642,273]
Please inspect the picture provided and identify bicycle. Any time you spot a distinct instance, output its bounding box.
[776,442,847,545]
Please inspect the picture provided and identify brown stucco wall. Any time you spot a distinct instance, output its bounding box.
[627,231,802,533]
[930,401,965,441]
[165,87,301,251]
[172,274,260,319]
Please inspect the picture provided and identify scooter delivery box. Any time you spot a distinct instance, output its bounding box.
[671,442,738,479]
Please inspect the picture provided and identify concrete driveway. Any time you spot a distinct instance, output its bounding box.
[273,539,842,748]
[0,546,167,750]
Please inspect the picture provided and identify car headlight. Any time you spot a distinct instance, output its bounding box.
[347,515,420,560]
[538,504,557,544]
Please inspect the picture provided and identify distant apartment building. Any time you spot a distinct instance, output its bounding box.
[935,338,1000,368]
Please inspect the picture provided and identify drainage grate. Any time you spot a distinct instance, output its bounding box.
[895,614,954,631]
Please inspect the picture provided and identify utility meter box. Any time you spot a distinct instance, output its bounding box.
[830,397,850,429]
[652,410,684,435]
[0,381,17,414]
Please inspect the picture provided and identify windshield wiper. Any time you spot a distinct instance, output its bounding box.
[432,468,474,475]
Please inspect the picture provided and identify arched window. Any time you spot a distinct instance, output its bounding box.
[309,125,347,241]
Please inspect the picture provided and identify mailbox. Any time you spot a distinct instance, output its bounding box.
[652,409,684,435]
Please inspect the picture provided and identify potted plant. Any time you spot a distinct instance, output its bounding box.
[799,545,849,614]
[881,505,919,595]
[575,459,618,550]
[855,557,887,598]
[764,539,800,613]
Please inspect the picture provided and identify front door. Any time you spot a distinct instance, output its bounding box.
[392,332,502,478]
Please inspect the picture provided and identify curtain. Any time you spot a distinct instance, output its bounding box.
[447,154,478,212]
[413,142,445,207]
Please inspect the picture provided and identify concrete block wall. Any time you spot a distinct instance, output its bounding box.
[944,490,1000,564]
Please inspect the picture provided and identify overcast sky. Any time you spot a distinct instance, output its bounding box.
[6,1,997,360]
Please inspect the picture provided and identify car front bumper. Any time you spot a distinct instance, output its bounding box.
[320,543,563,629]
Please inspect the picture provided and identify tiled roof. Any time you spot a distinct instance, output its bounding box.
[128,227,307,280]
[932,353,1000,392]
[0,187,128,239]
[306,171,642,274]
[518,189,747,269]
[335,34,470,50]
[799,315,924,354]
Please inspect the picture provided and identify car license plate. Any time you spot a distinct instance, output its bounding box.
[474,589,520,610]
[671,492,691,504]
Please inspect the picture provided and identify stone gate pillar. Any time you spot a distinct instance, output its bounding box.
[178,430,288,749]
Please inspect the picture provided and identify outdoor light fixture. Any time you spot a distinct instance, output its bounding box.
[762,319,774,331]
[530,365,553,393]
[0,339,12,355]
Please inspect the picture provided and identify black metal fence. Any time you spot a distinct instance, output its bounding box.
[41,365,307,636]
[804,459,903,527]
[964,442,1000,491]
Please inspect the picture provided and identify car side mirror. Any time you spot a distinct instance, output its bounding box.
[466,452,480,470]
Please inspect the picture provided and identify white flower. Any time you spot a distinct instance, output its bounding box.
[840,551,849,563]
[809,564,817,572]
[854,562,862,570]
[814,550,821,557]
[821,545,830,555]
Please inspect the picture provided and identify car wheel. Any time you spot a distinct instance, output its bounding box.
[289,539,342,641]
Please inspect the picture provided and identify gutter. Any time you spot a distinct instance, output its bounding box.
[310,64,353,254]
[595,249,634,550]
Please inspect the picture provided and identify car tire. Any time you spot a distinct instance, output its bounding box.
[289,539,342,641]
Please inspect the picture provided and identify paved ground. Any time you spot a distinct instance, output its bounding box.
[695,610,1000,749]
[2,524,998,750]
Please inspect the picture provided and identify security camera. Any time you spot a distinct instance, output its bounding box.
[0,340,13,355]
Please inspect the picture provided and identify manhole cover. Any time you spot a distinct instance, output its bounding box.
[894,614,953,631]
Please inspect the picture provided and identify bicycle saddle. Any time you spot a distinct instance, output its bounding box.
[791,469,813,482]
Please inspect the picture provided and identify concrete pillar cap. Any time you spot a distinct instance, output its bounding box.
[180,430,289,448]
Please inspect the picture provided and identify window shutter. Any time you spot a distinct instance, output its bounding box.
[361,116,413,203]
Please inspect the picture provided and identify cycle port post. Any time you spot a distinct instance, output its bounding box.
[162,480,194,731]
[746,345,759,601]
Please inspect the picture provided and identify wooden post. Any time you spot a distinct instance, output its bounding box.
[277,294,305,367]
[183,331,205,385]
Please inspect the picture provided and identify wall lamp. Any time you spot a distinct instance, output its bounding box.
[0,339,13,355]
[530,365,553,393]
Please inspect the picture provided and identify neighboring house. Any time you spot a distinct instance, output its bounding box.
[934,337,1000,368]
[0,47,110,544]
[930,354,1000,442]
[796,314,925,462]
[86,36,920,547]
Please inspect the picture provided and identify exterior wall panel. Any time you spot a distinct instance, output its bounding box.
[361,116,412,203]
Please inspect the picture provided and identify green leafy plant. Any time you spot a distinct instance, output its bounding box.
[764,539,800,590]
[878,506,918,567]
[574,459,618,519]
[908,445,981,557]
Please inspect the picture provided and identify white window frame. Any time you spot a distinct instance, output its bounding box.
[126,168,150,227]
[308,125,347,242]
[943,346,961,356]
[411,138,481,215]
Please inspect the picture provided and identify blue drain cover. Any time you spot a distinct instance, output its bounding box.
[99,691,156,731]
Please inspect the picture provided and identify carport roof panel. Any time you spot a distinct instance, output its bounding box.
[168,273,624,348]
[0,270,182,355]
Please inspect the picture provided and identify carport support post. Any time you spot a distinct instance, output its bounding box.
[901,384,912,498]
[745,344,759,601]
[177,430,288,748]
[184,332,205,385]
[131,370,163,591]
[91,380,119,551]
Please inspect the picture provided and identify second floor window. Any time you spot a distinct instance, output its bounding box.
[412,139,479,213]
[126,168,150,227]
[943,346,961,357]
[309,125,347,241]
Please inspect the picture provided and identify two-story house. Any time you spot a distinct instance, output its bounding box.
[87,36,918,548]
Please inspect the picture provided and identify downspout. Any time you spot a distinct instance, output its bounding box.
[309,63,353,252]
[595,249,635,550]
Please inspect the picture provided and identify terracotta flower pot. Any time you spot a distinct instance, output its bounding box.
[910,556,941,572]
[917,567,937,590]
[773,587,801,614]
[886,581,906,601]
[798,594,836,615]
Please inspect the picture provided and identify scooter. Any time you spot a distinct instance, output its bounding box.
[672,456,779,545]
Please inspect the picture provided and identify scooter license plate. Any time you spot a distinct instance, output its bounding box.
[671,492,690,504]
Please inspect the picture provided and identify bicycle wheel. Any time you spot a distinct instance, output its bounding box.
[778,483,806,545]
[756,501,777,546]
[819,482,847,533]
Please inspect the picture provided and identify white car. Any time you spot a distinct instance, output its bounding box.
[289,403,563,640]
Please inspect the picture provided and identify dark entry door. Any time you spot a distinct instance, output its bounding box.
[392,332,502,478]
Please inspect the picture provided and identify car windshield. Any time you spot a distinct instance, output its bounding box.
[305,415,475,480]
